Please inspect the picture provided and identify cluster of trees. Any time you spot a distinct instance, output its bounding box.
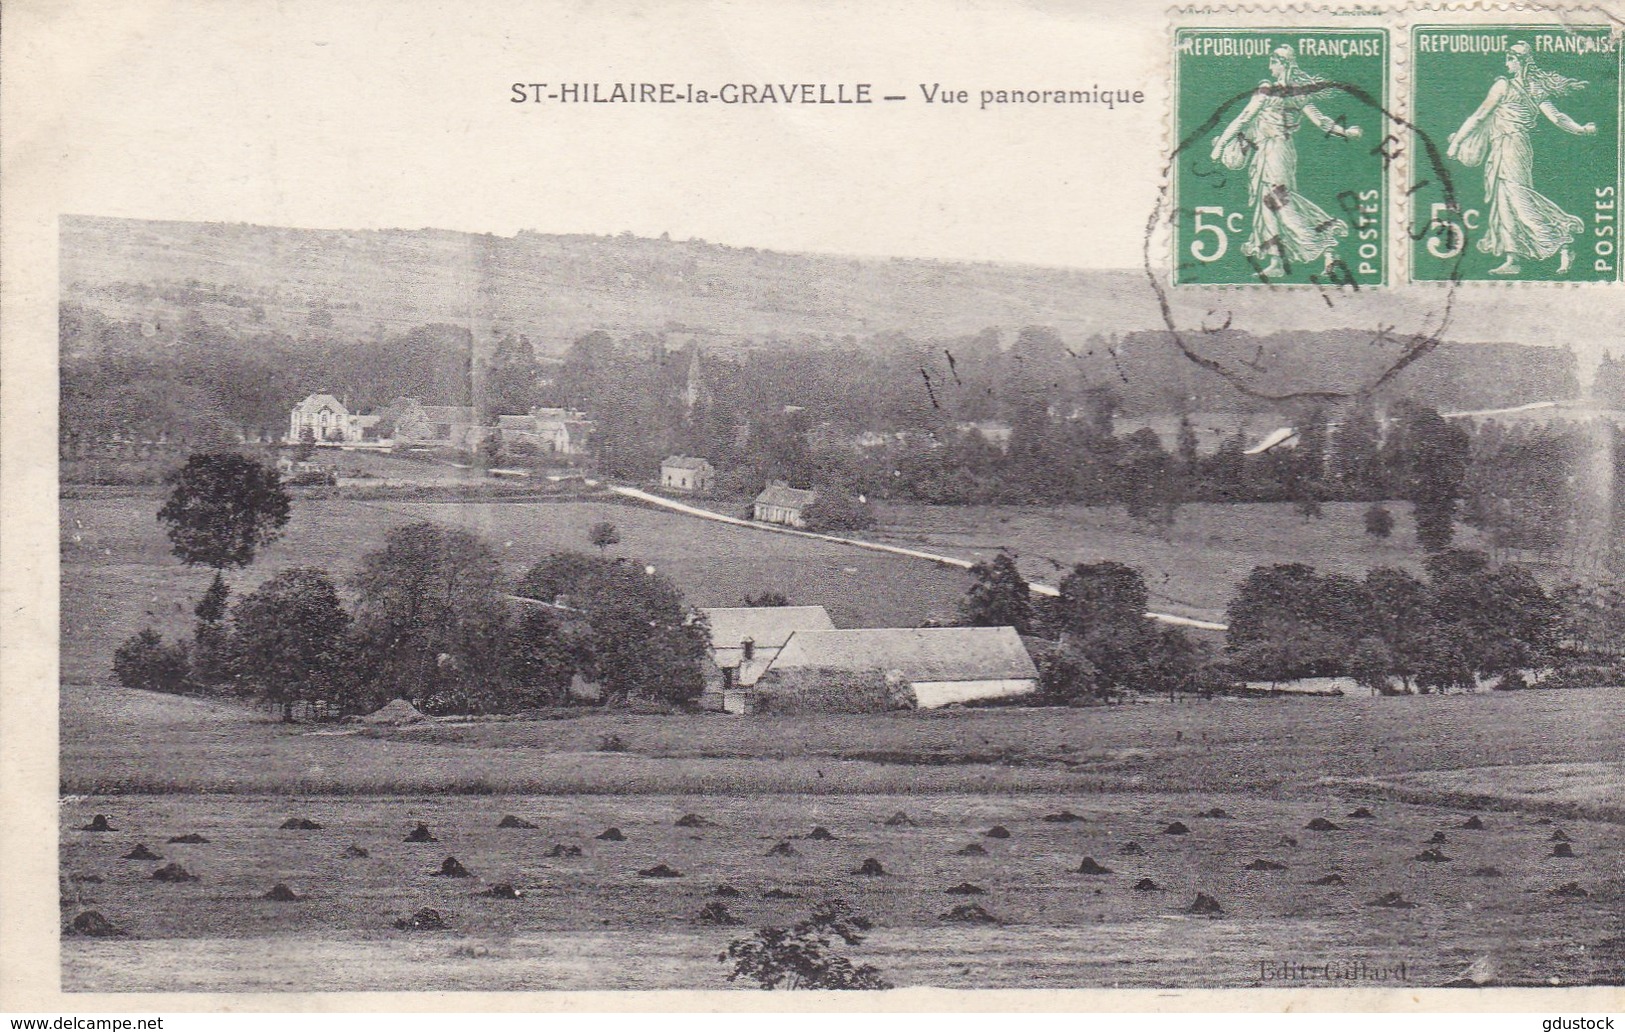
[114,453,710,717]
[959,553,1221,703]
[959,546,1615,701]
[1224,551,1582,692]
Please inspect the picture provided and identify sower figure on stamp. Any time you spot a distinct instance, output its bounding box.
[1448,41,1596,276]
[1211,45,1362,280]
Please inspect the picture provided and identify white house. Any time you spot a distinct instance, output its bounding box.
[661,456,715,493]
[761,626,1039,709]
[753,482,818,527]
[288,394,375,443]
[698,605,837,713]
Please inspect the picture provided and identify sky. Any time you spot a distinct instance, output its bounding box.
[7,0,1165,267]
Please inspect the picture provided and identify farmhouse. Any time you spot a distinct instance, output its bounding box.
[380,397,481,447]
[288,394,380,443]
[698,605,837,713]
[753,481,817,527]
[660,456,715,493]
[759,626,1039,710]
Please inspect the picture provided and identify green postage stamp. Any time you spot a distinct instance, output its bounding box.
[1410,24,1623,283]
[1173,27,1389,287]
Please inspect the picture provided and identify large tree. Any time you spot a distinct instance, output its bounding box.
[350,522,508,705]
[1050,561,1157,693]
[231,567,352,720]
[960,551,1033,635]
[1394,404,1471,551]
[157,452,291,573]
[518,552,708,707]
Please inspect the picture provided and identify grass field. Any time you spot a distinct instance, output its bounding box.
[58,490,1625,991]
[869,501,1494,625]
[60,493,974,687]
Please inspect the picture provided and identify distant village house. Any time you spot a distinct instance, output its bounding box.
[753,481,817,527]
[660,456,715,493]
[288,394,382,443]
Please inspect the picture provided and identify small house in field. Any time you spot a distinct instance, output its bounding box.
[759,626,1039,710]
[289,394,377,443]
[661,456,715,493]
[698,605,836,713]
[753,481,817,527]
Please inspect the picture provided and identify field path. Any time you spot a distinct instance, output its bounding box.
[607,485,1227,631]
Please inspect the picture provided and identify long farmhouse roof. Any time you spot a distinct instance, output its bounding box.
[767,626,1038,683]
[701,606,835,656]
[754,484,817,509]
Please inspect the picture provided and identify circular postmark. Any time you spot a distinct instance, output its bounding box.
[1146,52,1465,406]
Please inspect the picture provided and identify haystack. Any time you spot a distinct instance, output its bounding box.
[1551,843,1576,858]
[713,883,741,898]
[853,858,887,876]
[1075,857,1112,875]
[697,901,741,925]
[1163,822,1190,835]
[80,815,115,832]
[638,863,682,878]
[945,882,985,895]
[1199,807,1232,819]
[262,883,302,901]
[480,883,524,899]
[121,844,160,861]
[1118,841,1145,856]
[1414,848,1451,863]
[404,823,437,843]
[984,825,1011,839]
[431,856,472,878]
[1310,873,1345,886]
[1244,859,1286,871]
[497,815,537,829]
[363,698,425,725]
[1305,818,1341,832]
[805,826,836,840]
[596,827,625,841]
[1186,893,1223,915]
[67,910,124,937]
[167,833,209,843]
[343,844,370,858]
[1459,815,1485,830]
[955,843,988,856]
[941,903,997,924]
[1347,807,1376,819]
[1043,810,1085,823]
[547,844,583,858]
[1133,878,1162,892]
[151,863,198,882]
[763,887,799,899]
[1366,891,1418,909]
[394,907,447,930]
[674,814,712,828]
[280,818,323,830]
[883,811,916,827]
[766,841,799,857]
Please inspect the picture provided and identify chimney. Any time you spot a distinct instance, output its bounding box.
[741,637,755,661]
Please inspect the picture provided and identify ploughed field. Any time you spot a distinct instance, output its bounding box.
[59,686,1625,991]
[60,790,1625,991]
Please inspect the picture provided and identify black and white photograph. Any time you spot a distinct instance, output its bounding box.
[3,0,1623,1014]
